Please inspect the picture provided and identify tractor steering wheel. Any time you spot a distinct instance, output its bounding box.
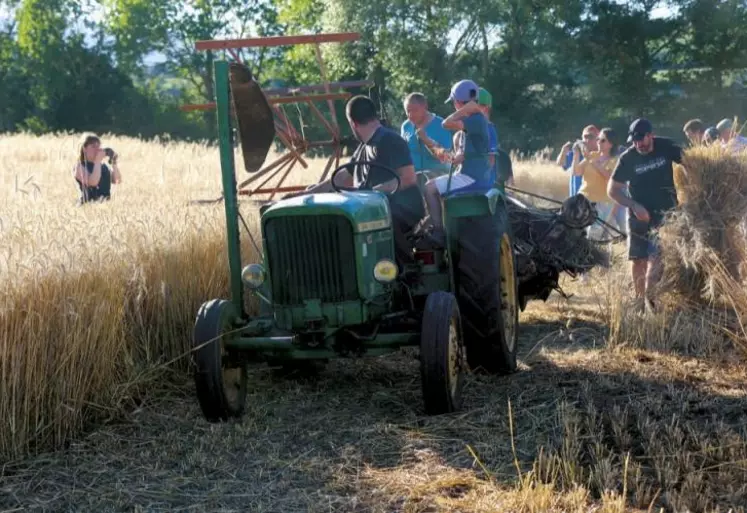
[330,161,401,196]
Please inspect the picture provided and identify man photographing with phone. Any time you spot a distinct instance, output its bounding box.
[607,118,683,313]
[555,125,599,198]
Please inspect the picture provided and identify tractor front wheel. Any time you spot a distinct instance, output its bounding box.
[193,299,248,422]
[420,291,466,415]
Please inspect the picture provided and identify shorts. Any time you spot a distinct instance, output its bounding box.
[627,214,660,260]
[432,173,480,195]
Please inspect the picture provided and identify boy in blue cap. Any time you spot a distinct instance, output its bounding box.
[422,79,492,240]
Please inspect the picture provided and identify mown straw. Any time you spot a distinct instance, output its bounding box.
[657,144,747,353]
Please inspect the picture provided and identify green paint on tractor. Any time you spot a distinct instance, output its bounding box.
[191,59,522,423]
[261,190,392,233]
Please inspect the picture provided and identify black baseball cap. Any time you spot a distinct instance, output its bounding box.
[627,118,653,143]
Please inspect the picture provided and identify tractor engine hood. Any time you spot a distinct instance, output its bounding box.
[261,191,392,233]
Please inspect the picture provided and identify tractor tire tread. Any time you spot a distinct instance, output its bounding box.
[455,211,518,375]
[420,291,463,415]
[193,299,247,422]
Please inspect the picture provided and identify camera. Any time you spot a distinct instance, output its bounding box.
[103,147,118,163]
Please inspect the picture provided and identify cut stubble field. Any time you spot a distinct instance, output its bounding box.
[1,133,747,512]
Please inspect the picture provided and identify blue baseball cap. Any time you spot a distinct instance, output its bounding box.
[445,79,479,104]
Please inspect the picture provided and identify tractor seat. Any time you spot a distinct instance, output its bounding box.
[443,186,502,218]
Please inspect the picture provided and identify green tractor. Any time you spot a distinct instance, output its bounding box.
[192,61,519,421]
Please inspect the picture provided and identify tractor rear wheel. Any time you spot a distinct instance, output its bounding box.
[456,212,519,375]
[193,299,248,422]
[420,291,465,415]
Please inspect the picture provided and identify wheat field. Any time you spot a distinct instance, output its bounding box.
[2,132,747,512]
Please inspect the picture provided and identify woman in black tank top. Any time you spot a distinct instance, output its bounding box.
[73,133,122,204]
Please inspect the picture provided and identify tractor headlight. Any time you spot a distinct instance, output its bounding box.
[373,259,398,283]
[241,263,266,289]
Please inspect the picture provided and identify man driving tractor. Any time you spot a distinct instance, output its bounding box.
[285,95,426,264]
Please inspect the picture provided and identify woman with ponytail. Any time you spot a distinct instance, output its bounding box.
[73,133,122,204]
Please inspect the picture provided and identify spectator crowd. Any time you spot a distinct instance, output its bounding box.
[553,115,745,313]
[73,79,745,316]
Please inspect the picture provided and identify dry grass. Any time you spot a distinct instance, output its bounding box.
[2,132,747,512]
[0,131,568,462]
[654,145,747,357]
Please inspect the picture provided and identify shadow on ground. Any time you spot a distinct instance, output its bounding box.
[3,314,747,512]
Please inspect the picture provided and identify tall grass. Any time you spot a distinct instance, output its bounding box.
[0,133,236,460]
[0,131,571,461]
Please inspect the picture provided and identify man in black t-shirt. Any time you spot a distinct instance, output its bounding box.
[607,118,683,311]
[286,95,426,264]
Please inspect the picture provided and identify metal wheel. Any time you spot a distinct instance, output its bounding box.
[193,299,248,422]
[420,291,465,415]
[500,232,519,354]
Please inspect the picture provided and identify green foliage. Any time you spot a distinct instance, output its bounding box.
[1,0,746,152]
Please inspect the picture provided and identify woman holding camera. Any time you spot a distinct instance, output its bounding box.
[571,127,627,239]
[73,133,122,204]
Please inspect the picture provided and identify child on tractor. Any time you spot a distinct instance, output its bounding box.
[421,79,493,244]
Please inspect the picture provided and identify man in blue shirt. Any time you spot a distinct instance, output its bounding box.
[400,93,453,178]
[555,125,599,197]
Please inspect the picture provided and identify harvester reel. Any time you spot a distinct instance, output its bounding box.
[229,62,276,173]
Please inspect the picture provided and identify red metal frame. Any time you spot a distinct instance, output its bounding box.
[195,32,361,51]
[188,32,371,200]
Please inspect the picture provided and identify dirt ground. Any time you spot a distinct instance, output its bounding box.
[3,271,747,513]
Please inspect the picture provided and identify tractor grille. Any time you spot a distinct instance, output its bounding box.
[264,215,358,305]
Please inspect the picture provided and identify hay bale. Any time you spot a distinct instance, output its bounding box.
[657,145,747,348]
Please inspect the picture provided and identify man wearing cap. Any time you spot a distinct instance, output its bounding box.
[421,79,492,241]
[715,118,747,154]
[400,92,453,177]
[607,118,684,312]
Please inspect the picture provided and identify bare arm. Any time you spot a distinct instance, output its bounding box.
[417,130,451,163]
[74,161,102,187]
[110,153,122,184]
[555,142,572,168]
[571,148,584,176]
[607,179,636,208]
[442,101,482,131]
[374,164,417,193]
[280,168,353,199]
[607,179,650,222]
[307,170,354,193]
[111,163,121,184]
